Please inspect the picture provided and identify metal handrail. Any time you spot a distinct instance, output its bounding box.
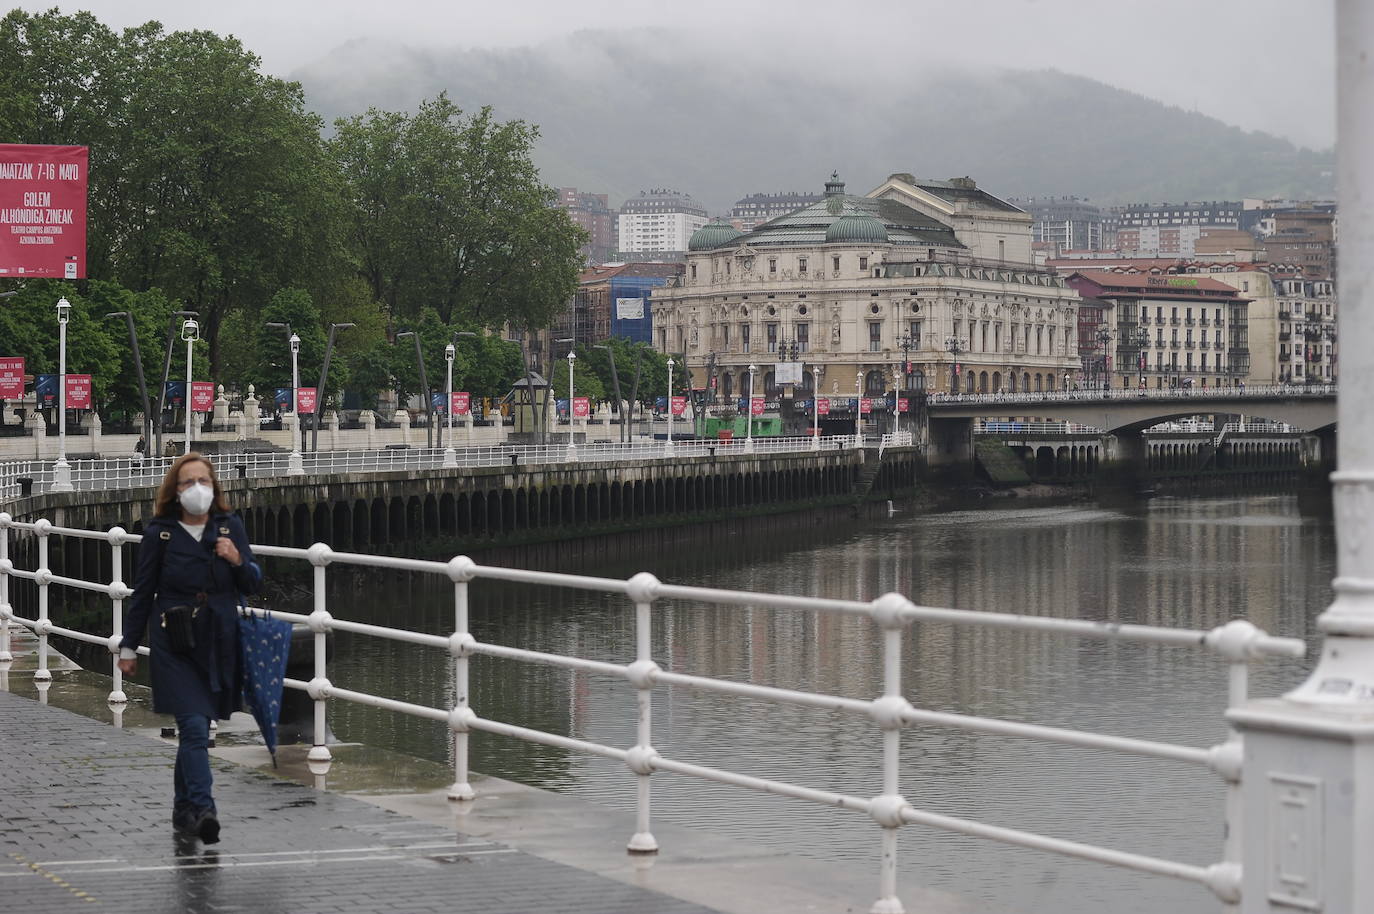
[0,514,1305,910]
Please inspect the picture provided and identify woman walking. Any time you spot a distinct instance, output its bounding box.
[116,453,260,844]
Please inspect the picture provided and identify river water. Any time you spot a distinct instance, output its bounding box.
[315,494,1333,914]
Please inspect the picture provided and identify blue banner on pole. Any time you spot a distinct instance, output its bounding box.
[35,374,57,408]
[274,387,292,412]
[164,380,185,408]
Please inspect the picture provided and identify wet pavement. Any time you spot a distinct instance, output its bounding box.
[0,688,727,914]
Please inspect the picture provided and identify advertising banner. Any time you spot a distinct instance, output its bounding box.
[0,144,88,278]
[166,381,186,409]
[775,361,803,386]
[615,297,644,320]
[0,357,23,398]
[860,397,873,415]
[273,387,291,412]
[296,387,317,415]
[670,395,686,416]
[190,381,215,413]
[65,373,91,409]
[897,397,909,413]
[750,396,765,417]
[572,396,590,418]
[816,397,830,416]
[36,374,57,408]
[452,391,470,415]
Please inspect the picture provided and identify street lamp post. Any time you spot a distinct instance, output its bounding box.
[944,336,967,393]
[1095,328,1113,393]
[745,363,757,451]
[157,311,198,458]
[312,322,355,454]
[50,298,73,491]
[104,312,153,457]
[855,370,863,447]
[265,322,305,474]
[812,366,821,450]
[181,317,200,455]
[666,357,675,450]
[566,348,577,460]
[443,342,457,467]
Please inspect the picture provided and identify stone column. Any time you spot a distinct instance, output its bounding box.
[361,409,376,449]
[26,410,44,459]
[394,409,411,447]
[81,411,101,455]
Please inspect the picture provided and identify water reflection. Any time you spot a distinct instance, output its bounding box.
[311,495,1331,914]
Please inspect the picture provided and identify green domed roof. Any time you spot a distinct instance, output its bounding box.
[688,221,744,251]
[825,213,889,244]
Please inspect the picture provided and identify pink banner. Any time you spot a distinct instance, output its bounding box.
[750,396,764,417]
[816,397,829,415]
[670,395,686,416]
[572,396,590,418]
[296,387,317,415]
[190,381,215,413]
[897,397,909,413]
[0,144,88,279]
[0,357,23,399]
[859,397,872,415]
[451,391,470,415]
[65,373,91,409]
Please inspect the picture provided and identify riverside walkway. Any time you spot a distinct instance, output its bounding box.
[0,689,726,914]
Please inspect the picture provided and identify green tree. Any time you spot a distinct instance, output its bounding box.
[329,94,586,329]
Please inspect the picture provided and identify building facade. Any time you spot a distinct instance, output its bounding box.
[1009,196,1107,251]
[649,174,1082,411]
[557,188,615,264]
[616,189,709,257]
[730,192,822,231]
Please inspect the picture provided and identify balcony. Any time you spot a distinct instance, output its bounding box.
[1170,317,1181,325]
[1199,318,1209,326]
[1170,340,1182,349]
[1185,318,1195,326]
[1278,310,1293,321]
[1279,350,1291,361]
[1279,332,1291,341]
[1199,340,1210,349]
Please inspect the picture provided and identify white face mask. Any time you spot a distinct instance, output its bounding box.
[178,482,214,516]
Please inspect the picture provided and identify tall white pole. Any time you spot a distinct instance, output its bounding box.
[666,357,675,449]
[443,344,457,468]
[288,333,304,475]
[855,371,863,447]
[51,299,72,491]
[812,366,821,450]
[746,363,756,451]
[183,331,193,455]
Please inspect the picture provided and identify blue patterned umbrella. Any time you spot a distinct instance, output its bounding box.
[238,610,293,766]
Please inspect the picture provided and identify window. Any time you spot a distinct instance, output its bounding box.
[833,256,841,272]
[725,260,731,277]
[869,322,882,352]
[909,321,922,346]
[741,323,751,353]
[796,323,809,352]
[1036,326,1043,355]
[766,323,778,353]
[722,325,730,348]
[690,264,697,280]
[769,258,777,274]
[859,256,868,271]
[798,257,808,273]
[1140,306,1148,323]
[998,240,1005,261]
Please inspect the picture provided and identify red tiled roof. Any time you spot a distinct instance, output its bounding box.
[1065,271,1247,300]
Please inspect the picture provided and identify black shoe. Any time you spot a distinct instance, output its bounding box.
[172,806,198,838]
[195,810,220,845]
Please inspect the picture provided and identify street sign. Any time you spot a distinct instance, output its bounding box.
[297,387,317,415]
[190,381,215,413]
[0,357,23,398]
[65,374,91,409]
[816,397,830,416]
[572,396,590,418]
[0,144,88,279]
[452,391,470,415]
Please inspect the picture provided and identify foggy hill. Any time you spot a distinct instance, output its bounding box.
[293,31,1334,214]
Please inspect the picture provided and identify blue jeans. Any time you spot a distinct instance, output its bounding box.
[173,713,215,815]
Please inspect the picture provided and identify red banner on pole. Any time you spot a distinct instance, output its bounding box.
[190,381,215,413]
[670,395,686,416]
[859,397,873,414]
[452,391,470,415]
[296,387,317,415]
[0,357,23,399]
[750,396,765,417]
[572,396,590,418]
[0,145,88,279]
[65,373,91,409]
[816,397,830,416]
[897,397,909,413]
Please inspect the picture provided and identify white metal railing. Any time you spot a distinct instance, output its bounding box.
[0,434,915,499]
[975,420,1104,436]
[931,383,1336,407]
[0,513,1308,913]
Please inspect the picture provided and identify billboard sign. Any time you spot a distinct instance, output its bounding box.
[296,387,317,415]
[615,297,644,320]
[816,397,830,416]
[190,381,215,413]
[452,391,470,415]
[670,395,686,416]
[572,396,590,418]
[65,373,91,409]
[775,361,804,386]
[750,396,765,417]
[0,144,88,278]
[0,357,23,398]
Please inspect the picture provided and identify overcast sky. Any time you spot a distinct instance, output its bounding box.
[16,0,1337,149]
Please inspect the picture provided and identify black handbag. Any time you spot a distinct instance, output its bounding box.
[161,603,200,654]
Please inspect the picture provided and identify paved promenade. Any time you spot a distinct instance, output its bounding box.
[0,689,724,914]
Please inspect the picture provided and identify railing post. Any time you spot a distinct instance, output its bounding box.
[447,555,476,801]
[0,512,11,666]
[33,519,52,701]
[1228,8,1374,912]
[106,526,130,726]
[625,572,660,855]
[868,594,914,914]
[305,543,334,788]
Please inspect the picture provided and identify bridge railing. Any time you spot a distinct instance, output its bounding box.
[0,435,901,498]
[931,383,1336,407]
[0,513,1308,913]
[975,420,1104,436]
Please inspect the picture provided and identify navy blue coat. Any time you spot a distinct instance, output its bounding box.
[120,512,261,720]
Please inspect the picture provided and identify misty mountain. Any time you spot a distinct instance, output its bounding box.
[292,32,1333,214]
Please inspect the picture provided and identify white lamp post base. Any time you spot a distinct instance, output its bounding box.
[50,457,73,492]
[442,447,458,468]
[287,450,305,476]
